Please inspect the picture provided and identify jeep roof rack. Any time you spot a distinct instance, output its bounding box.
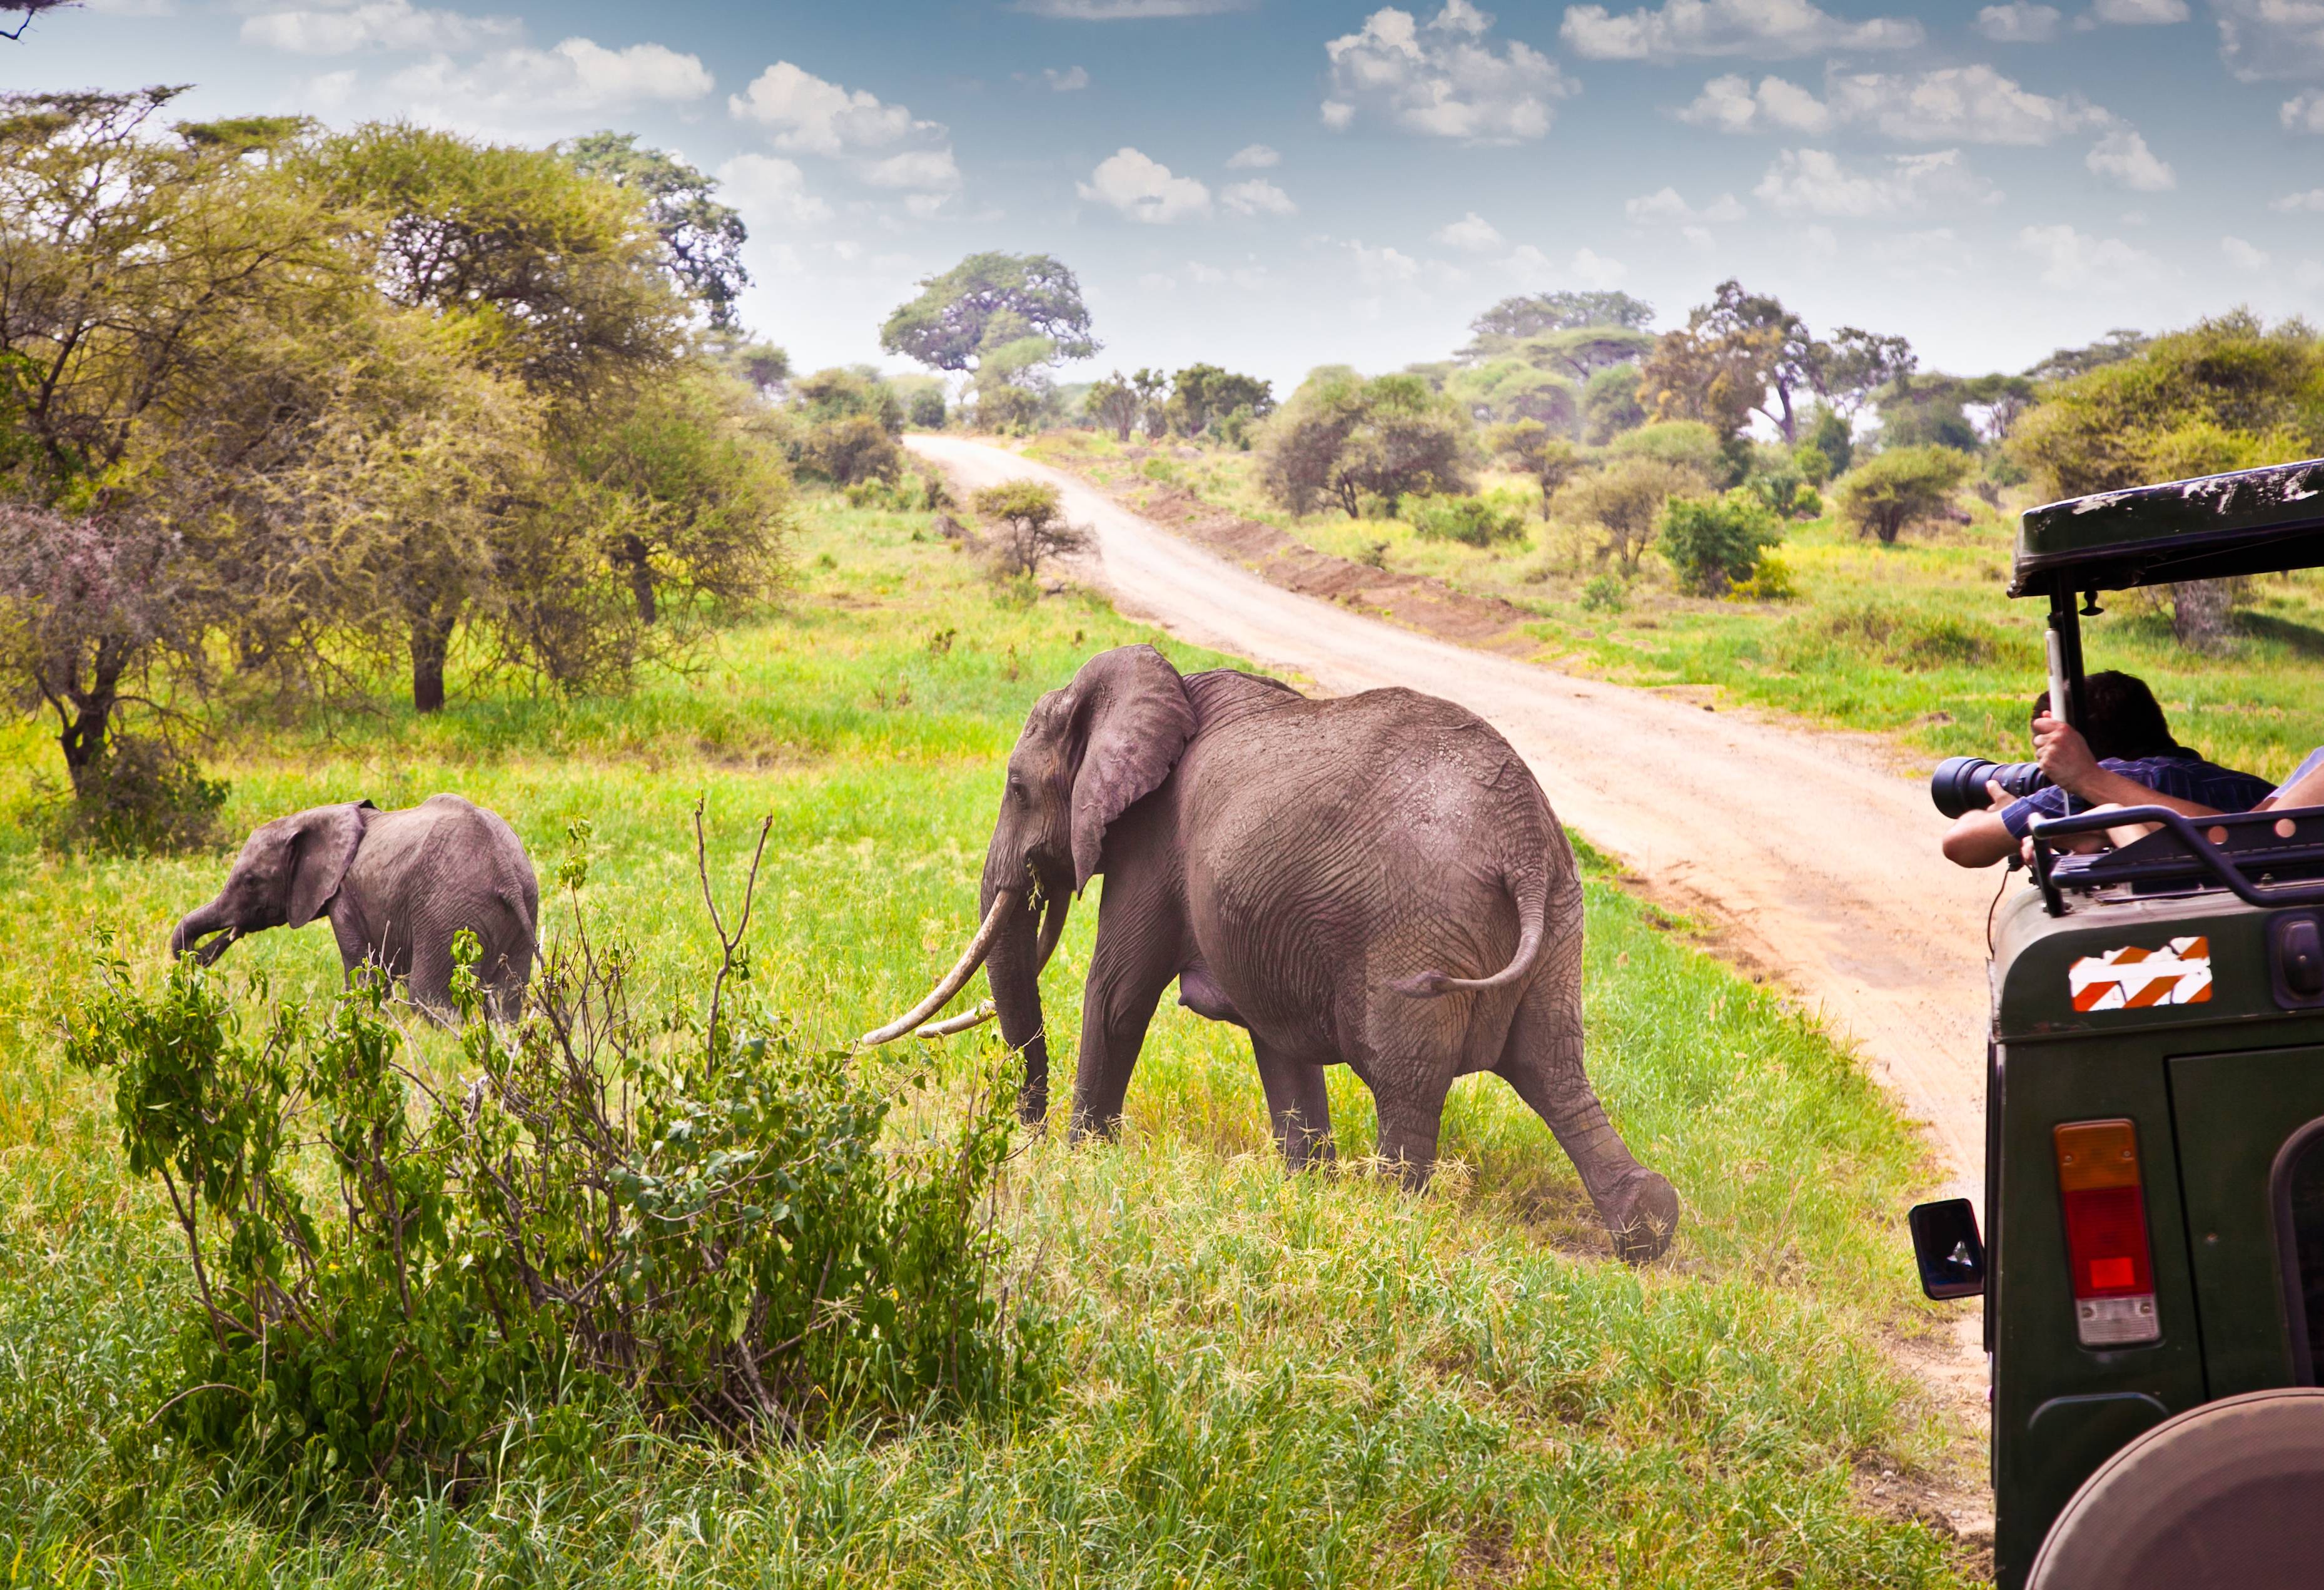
[2008,457,2324,731]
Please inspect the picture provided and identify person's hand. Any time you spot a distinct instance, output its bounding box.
[2032,713,2102,796]
[1985,777,2014,813]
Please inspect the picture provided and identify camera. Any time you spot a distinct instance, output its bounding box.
[1931,756,2049,820]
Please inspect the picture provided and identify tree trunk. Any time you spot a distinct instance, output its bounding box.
[2171,579,2236,652]
[410,608,456,714]
[620,533,657,624]
[54,641,126,799]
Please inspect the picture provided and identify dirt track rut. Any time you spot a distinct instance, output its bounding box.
[910,434,1999,1206]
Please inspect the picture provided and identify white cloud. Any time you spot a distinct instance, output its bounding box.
[1077,147,1211,222]
[1498,243,1627,287]
[1222,178,1296,215]
[1043,65,1090,90]
[2223,235,2271,270]
[729,62,959,195]
[1825,65,2106,144]
[1323,1,1577,143]
[1433,211,1505,250]
[2015,222,2163,288]
[1347,240,1422,285]
[2090,0,2187,21]
[2220,0,2324,81]
[1753,147,1996,216]
[1226,143,1281,168]
[1677,72,1831,131]
[714,153,834,227]
[386,38,712,118]
[243,1,518,54]
[2273,188,2324,211]
[2085,126,2173,190]
[1560,0,1921,61]
[1976,3,2061,39]
[2285,92,2324,133]
[1014,0,1251,14]
[1624,185,1745,223]
[862,149,962,191]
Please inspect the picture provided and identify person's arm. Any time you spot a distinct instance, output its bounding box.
[2032,715,2226,819]
[2261,756,2324,813]
[1943,779,2025,867]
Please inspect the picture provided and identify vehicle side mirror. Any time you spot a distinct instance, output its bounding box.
[1909,1197,1987,1300]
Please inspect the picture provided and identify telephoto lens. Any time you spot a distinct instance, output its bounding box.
[1931,757,2049,819]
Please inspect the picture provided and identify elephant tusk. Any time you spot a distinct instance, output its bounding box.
[859,889,1023,1047]
[911,1000,996,1039]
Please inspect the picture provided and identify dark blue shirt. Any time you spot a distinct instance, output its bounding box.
[2000,753,2277,839]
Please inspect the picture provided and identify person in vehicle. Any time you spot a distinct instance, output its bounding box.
[1941,671,2275,868]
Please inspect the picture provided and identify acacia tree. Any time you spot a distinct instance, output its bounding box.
[1485,419,1578,515]
[0,88,341,782]
[2011,312,2324,649]
[1086,372,1141,442]
[1256,372,1472,518]
[1465,291,1655,348]
[881,251,1096,414]
[561,131,750,330]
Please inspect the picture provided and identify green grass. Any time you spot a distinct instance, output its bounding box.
[0,495,1975,1586]
[1030,429,2324,783]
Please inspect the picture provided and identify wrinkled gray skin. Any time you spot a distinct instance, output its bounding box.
[169,794,539,1022]
[977,644,1679,1262]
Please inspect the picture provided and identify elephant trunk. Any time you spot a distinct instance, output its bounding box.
[168,899,236,965]
[984,884,1051,1127]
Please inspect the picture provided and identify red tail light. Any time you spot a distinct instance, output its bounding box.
[2055,1119,2160,1347]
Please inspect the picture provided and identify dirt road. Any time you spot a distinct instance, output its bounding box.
[911,435,1998,1203]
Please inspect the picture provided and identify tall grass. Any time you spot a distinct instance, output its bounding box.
[0,496,1974,1586]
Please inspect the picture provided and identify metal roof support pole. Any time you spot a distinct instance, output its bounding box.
[2048,587,2089,729]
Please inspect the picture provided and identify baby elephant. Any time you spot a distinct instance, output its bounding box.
[169,794,539,1021]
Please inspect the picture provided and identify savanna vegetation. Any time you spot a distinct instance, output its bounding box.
[1028,288,2324,784]
[0,482,1982,1585]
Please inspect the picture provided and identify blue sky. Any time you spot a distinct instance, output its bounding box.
[8,0,2323,393]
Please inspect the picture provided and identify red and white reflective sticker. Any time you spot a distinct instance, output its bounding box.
[2069,936,2213,1012]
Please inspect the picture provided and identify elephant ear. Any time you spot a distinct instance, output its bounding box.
[286,801,374,929]
[1068,645,1196,893]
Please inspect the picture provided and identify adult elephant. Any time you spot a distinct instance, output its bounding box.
[169,794,539,1021]
[866,645,1677,1262]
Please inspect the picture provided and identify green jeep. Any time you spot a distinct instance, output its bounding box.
[1911,457,2324,1588]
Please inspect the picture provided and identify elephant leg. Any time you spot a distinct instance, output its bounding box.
[1251,1036,1334,1169]
[1495,907,1677,1262]
[1069,913,1178,1144]
[1370,1078,1453,1191]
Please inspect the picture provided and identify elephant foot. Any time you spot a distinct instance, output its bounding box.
[1597,1169,1679,1264]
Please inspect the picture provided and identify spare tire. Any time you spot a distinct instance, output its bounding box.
[2030,1387,2324,1589]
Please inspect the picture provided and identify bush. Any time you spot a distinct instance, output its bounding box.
[801,413,904,486]
[50,734,228,855]
[1792,439,1834,486]
[1607,420,1726,482]
[1407,494,1527,547]
[1792,485,1823,519]
[1834,445,1973,544]
[1657,489,1784,597]
[1579,572,1627,613]
[1255,371,1472,518]
[1555,456,1695,571]
[907,388,946,430]
[67,819,1052,1495]
[972,480,1088,579]
[1725,552,1799,602]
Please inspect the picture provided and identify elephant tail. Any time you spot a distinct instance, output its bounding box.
[1392,862,1547,999]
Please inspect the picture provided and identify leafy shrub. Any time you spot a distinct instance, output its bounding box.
[1555,457,1696,571]
[1255,371,1472,518]
[907,388,947,430]
[1579,572,1627,613]
[800,414,904,486]
[1657,489,1784,596]
[1725,552,1799,602]
[52,734,228,855]
[1834,445,1973,544]
[68,820,1053,1495]
[1792,439,1834,486]
[972,480,1089,580]
[1606,420,1725,481]
[1792,485,1824,519]
[1407,494,1527,547]
[1214,403,1258,451]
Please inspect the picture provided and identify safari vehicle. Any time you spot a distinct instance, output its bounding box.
[1911,455,2324,1589]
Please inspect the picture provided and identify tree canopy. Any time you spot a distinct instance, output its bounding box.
[1467,291,1655,345]
[561,130,752,330]
[879,252,1098,373]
